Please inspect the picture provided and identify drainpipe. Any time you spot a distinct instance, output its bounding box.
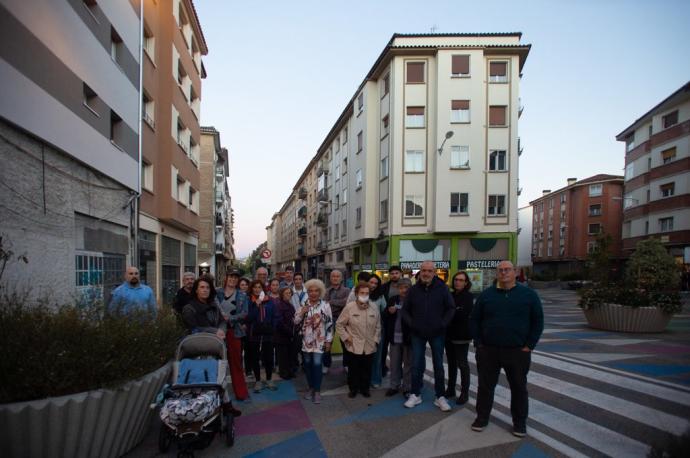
[133,0,144,267]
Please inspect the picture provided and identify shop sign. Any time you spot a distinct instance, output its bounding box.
[458,259,502,269]
[375,262,389,270]
[352,264,361,270]
[360,264,373,270]
[400,260,450,270]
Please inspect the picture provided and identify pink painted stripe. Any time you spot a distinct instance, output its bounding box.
[235,400,312,436]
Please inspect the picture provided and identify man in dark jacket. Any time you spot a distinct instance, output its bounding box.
[173,272,196,314]
[401,261,455,412]
[470,260,544,438]
[384,278,412,397]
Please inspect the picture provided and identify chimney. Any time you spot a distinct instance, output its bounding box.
[542,189,551,196]
[567,177,577,186]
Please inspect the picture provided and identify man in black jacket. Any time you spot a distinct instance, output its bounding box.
[401,261,455,412]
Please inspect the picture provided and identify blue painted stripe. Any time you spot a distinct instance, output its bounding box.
[511,442,553,458]
[244,429,326,458]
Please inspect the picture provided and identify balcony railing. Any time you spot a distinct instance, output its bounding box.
[518,137,524,156]
[297,205,307,218]
[215,191,223,203]
[297,227,307,238]
[317,188,328,202]
[215,243,224,253]
[298,187,307,199]
[317,241,327,252]
[316,212,328,227]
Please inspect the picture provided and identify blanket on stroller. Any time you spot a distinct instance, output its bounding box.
[161,390,221,426]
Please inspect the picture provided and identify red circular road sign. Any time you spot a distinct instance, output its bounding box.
[261,249,272,259]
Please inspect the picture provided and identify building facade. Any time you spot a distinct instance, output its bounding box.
[269,33,530,290]
[616,81,690,265]
[138,0,208,305]
[529,176,624,276]
[517,205,533,270]
[0,0,141,303]
[199,126,234,285]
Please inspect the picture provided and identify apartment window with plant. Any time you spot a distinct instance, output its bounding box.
[379,199,388,222]
[450,192,469,215]
[488,195,505,216]
[489,106,507,127]
[662,110,678,129]
[381,115,389,138]
[450,146,469,169]
[450,100,470,123]
[405,150,424,172]
[355,169,362,189]
[489,150,507,171]
[588,223,601,235]
[405,195,424,217]
[357,131,363,153]
[589,184,602,197]
[660,182,675,197]
[83,83,98,115]
[406,107,425,128]
[488,61,508,83]
[380,156,389,179]
[659,217,673,232]
[355,207,362,228]
[589,204,602,216]
[661,147,676,164]
[406,62,425,83]
[451,55,470,76]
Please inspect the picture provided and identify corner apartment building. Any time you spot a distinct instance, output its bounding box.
[138,0,207,305]
[270,33,530,291]
[616,81,690,265]
[529,175,624,276]
[199,126,235,284]
[0,0,140,303]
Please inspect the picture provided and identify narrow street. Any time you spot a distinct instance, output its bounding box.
[129,289,690,457]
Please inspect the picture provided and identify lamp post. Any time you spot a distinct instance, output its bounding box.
[438,131,454,155]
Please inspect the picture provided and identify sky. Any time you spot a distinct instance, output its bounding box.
[194,0,690,258]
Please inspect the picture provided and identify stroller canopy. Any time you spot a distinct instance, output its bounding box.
[176,333,227,361]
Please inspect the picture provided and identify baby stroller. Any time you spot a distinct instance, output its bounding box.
[157,333,235,457]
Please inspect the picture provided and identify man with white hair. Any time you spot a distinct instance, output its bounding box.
[255,266,269,290]
[173,271,196,314]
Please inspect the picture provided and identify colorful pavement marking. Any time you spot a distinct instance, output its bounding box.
[607,363,690,378]
[582,338,656,346]
[332,388,436,426]
[249,380,298,404]
[243,429,326,458]
[510,442,553,458]
[236,400,311,436]
[560,352,644,363]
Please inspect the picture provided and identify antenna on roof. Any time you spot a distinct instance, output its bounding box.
[430,25,438,33]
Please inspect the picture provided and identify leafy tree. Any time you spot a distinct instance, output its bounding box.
[584,233,613,283]
[626,237,680,291]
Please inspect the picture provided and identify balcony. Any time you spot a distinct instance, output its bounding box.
[317,241,327,252]
[518,137,524,156]
[297,226,307,238]
[297,205,307,218]
[317,188,328,202]
[215,190,223,203]
[215,242,224,254]
[297,245,305,257]
[517,187,522,196]
[298,187,307,200]
[215,212,223,227]
[316,212,328,227]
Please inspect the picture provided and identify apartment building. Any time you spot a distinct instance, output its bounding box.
[269,33,530,290]
[0,0,140,303]
[199,126,234,285]
[137,0,207,305]
[517,205,533,269]
[616,81,690,265]
[529,176,624,276]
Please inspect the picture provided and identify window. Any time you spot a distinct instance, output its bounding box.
[357,131,363,153]
[488,195,506,216]
[342,188,347,204]
[589,204,602,216]
[382,73,390,96]
[142,161,153,191]
[188,186,195,206]
[83,83,98,114]
[450,146,470,169]
[623,194,635,209]
[489,106,507,126]
[588,223,601,235]
[644,221,649,235]
[406,62,425,83]
[451,55,470,76]
[547,245,553,257]
[406,107,425,128]
[342,219,347,237]
[450,192,469,214]
[450,100,470,123]
[589,184,602,196]
[625,133,635,153]
[357,92,364,112]
[355,207,362,228]
[648,157,652,171]
[109,110,122,146]
[489,150,507,171]
[379,199,388,222]
[334,223,339,239]
[343,127,348,144]
[662,111,678,129]
[660,182,675,197]
[110,27,123,65]
[142,93,155,128]
[144,24,155,61]
[381,115,389,137]
[380,156,389,179]
[176,174,185,202]
[489,61,507,83]
[659,217,674,232]
[405,195,424,217]
[548,229,553,239]
[624,162,634,181]
[334,165,340,181]
[342,157,348,174]
[662,147,676,164]
[587,241,598,254]
[334,193,340,208]
[405,150,424,172]
[560,193,567,203]
[355,169,362,188]
[549,199,554,209]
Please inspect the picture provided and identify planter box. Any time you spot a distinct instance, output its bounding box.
[0,363,170,458]
[583,303,673,333]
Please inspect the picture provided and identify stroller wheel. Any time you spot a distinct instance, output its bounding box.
[225,414,235,447]
[158,422,173,453]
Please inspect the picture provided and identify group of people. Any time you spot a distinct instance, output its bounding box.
[109,259,543,438]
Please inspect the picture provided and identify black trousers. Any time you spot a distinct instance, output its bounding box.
[291,334,302,371]
[276,341,293,378]
[249,339,274,381]
[445,341,470,396]
[242,336,251,375]
[475,345,531,426]
[348,353,374,394]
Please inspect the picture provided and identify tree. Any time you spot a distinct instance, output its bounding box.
[626,237,679,292]
[585,233,613,283]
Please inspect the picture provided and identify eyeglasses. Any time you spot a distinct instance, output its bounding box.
[497,268,514,273]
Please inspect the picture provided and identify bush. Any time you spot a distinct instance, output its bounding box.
[626,238,680,291]
[0,293,183,404]
[578,285,681,314]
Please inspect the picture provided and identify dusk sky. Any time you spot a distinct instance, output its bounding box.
[194,0,690,258]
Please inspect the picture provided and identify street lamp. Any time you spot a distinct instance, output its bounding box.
[437,131,454,155]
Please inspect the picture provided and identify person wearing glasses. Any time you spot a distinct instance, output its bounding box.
[469,260,544,438]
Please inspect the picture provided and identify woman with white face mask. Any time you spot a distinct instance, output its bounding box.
[336,283,381,398]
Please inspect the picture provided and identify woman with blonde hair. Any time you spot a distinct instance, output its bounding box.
[294,279,333,404]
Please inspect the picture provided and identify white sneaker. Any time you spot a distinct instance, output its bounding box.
[434,396,452,412]
[404,393,422,408]
[322,366,329,375]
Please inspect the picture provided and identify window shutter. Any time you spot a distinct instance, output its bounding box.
[489,62,507,76]
[406,62,425,83]
[489,106,506,126]
[407,106,425,115]
[452,100,469,110]
[452,55,470,75]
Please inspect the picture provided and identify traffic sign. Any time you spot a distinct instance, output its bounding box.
[261,249,272,259]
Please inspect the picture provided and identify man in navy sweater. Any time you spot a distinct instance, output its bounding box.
[469,260,543,438]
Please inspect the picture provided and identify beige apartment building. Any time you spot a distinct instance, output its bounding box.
[269,33,529,290]
[616,81,690,265]
[138,0,208,305]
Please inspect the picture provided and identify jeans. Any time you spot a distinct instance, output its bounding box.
[389,343,412,391]
[370,339,384,386]
[445,341,470,397]
[475,345,531,426]
[303,351,324,392]
[411,334,446,398]
[349,353,374,394]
